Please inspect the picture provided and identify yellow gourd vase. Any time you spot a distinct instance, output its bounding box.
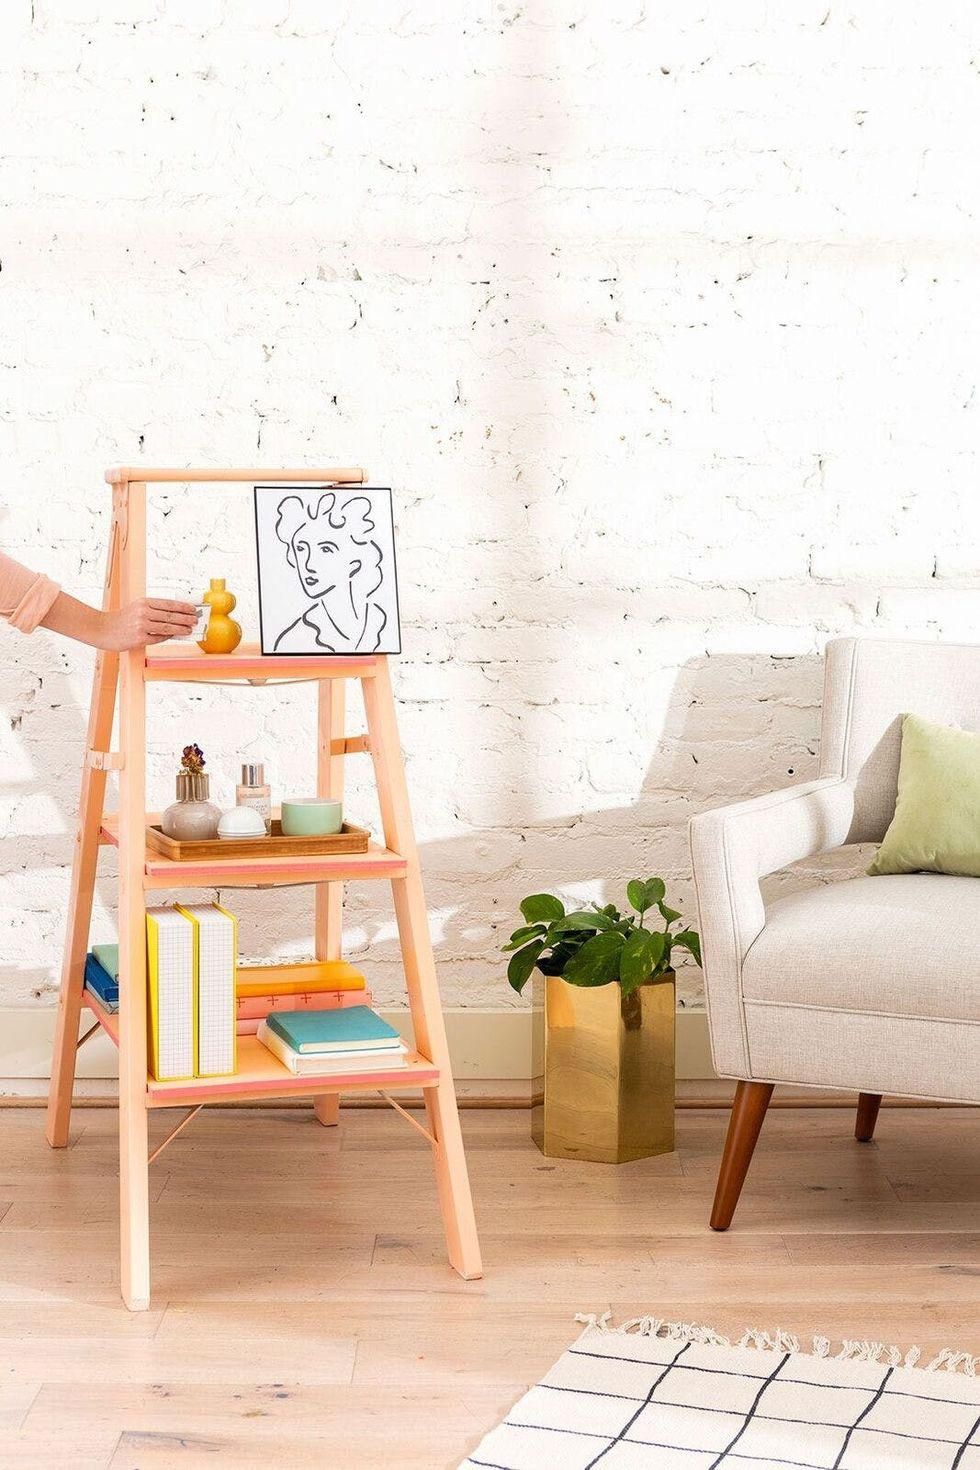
[198,578,242,654]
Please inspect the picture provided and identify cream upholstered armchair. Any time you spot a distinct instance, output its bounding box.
[689,636,980,1230]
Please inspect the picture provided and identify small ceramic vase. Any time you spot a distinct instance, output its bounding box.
[199,578,242,654]
[161,771,221,841]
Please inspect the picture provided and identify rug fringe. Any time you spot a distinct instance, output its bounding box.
[574,1312,978,1377]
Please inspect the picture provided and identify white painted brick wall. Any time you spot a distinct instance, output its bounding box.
[1,2,978,1016]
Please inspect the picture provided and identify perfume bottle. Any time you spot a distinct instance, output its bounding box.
[161,744,221,841]
[237,762,271,834]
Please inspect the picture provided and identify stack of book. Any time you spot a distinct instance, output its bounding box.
[85,943,120,1013]
[84,944,374,1064]
[236,960,370,1035]
[257,1005,408,1076]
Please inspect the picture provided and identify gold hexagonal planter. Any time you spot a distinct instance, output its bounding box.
[531,970,675,1163]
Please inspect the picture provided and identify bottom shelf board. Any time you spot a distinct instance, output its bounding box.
[146,1036,439,1108]
[83,994,439,1107]
[84,991,118,1045]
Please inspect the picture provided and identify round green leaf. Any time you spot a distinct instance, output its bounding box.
[501,923,547,952]
[673,930,702,966]
[619,928,658,987]
[507,939,545,993]
[563,931,625,987]
[519,893,565,925]
[626,879,647,913]
[640,878,666,909]
[552,911,604,932]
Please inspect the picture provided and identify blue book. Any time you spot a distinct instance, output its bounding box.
[84,953,119,1011]
[266,1005,402,1055]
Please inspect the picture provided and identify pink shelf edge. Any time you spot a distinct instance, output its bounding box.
[143,643,378,680]
[147,1058,440,1106]
[98,821,407,881]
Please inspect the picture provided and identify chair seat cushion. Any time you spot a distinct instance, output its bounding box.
[741,873,980,1022]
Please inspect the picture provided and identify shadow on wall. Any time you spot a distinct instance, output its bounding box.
[401,648,871,1011]
[3,538,960,1003]
[0,616,869,1017]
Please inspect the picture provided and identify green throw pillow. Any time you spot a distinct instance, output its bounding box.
[869,712,980,877]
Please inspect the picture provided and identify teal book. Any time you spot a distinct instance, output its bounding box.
[266,1005,403,1055]
[92,943,119,981]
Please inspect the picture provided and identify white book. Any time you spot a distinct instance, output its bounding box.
[146,907,195,1082]
[177,903,237,1078]
[257,1020,409,1076]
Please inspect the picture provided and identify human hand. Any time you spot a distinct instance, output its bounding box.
[96,599,199,651]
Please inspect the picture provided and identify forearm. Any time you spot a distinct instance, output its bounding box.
[0,549,61,633]
[38,590,108,649]
[1,547,197,651]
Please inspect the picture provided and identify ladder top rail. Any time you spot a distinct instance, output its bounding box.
[105,467,367,486]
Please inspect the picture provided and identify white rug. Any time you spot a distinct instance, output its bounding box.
[461,1315,980,1470]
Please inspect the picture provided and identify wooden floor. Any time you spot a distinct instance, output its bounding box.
[0,1104,975,1469]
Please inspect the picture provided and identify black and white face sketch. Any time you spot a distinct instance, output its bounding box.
[254,485,401,656]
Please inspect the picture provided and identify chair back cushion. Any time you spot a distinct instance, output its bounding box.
[821,638,980,842]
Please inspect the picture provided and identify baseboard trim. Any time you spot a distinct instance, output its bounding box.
[0,1004,717,1087]
[0,1087,959,1110]
[5,1006,965,1110]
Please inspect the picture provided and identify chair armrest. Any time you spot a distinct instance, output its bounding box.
[689,778,855,1078]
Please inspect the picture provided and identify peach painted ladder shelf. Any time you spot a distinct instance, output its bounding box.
[45,467,482,1311]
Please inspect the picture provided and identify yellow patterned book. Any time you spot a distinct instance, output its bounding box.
[146,907,196,1082]
[177,903,238,1078]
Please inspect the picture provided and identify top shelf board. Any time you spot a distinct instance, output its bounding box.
[145,643,380,682]
[106,467,367,485]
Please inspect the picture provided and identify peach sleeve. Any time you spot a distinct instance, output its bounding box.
[0,550,61,633]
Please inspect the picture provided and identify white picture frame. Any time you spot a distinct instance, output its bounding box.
[253,484,401,656]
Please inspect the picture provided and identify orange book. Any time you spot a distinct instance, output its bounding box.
[235,960,366,999]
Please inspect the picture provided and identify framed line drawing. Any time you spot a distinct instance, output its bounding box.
[253,485,401,656]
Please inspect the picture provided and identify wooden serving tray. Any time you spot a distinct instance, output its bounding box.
[145,820,371,862]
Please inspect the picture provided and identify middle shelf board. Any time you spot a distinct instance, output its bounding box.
[100,815,406,888]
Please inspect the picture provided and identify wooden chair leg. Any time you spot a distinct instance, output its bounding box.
[710,1081,774,1231]
[855,1091,882,1142]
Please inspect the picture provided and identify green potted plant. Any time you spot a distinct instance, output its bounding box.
[503,879,700,1163]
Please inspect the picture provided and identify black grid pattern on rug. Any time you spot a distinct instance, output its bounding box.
[461,1330,980,1470]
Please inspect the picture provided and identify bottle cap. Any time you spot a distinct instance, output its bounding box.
[242,762,265,786]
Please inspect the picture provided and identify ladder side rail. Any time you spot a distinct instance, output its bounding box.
[45,516,122,1147]
[312,677,347,1128]
[362,659,482,1279]
[117,480,152,1311]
